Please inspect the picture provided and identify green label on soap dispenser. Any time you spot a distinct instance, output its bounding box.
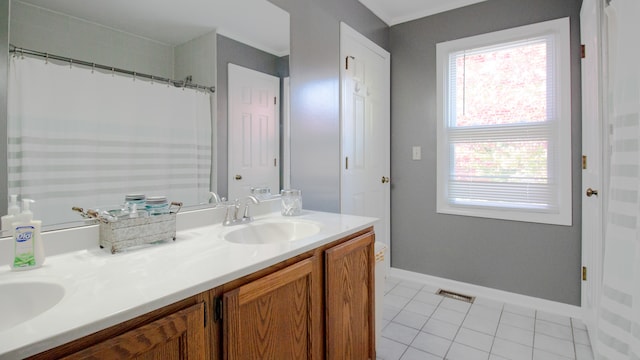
[13,225,36,267]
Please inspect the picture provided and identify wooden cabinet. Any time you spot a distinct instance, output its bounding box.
[219,228,375,360]
[325,231,375,360]
[62,302,206,360]
[30,227,374,360]
[28,293,212,360]
[223,256,320,360]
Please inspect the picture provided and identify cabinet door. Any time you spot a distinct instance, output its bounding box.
[62,302,206,360]
[223,257,319,360]
[325,231,375,360]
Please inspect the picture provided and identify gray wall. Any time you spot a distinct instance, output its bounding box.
[269,0,389,212]
[216,34,287,198]
[390,0,583,305]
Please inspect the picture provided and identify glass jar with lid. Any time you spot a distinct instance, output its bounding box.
[145,196,170,215]
[124,194,146,213]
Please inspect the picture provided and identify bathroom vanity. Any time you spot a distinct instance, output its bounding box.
[0,207,377,360]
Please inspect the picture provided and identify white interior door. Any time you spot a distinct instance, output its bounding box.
[340,23,391,262]
[228,64,280,200]
[580,0,606,339]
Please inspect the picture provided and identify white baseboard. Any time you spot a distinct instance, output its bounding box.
[388,267,583,320]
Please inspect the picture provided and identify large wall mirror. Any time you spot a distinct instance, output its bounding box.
[2,0,290,231]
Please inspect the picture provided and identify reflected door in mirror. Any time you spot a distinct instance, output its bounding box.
[227,64,280,199]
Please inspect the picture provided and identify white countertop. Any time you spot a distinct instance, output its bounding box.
[0,208,377,359]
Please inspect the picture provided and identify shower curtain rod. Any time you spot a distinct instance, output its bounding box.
[9,45,216,93]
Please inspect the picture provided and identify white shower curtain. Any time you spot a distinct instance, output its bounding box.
[597,0,640,358]
[8,56,212,226]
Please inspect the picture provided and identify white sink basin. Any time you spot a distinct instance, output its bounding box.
[0,281,66,332]
[223,220,321,244]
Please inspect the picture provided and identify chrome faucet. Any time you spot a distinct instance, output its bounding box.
[223,195,260,226]
[209,192,224,206]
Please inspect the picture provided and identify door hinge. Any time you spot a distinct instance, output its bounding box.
[274,158,277,167]
[581,44,586,59]
[214,296,223,322]
[345,156,349,170]
[582,266,587,281]
[346,55,355,70]
[274,96,277,105]
[582,155,587,170]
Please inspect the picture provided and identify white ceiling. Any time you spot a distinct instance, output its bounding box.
[358,0,488,26]
[16,0,290,56]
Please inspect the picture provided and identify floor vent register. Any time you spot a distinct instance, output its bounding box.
[436,289,475,303]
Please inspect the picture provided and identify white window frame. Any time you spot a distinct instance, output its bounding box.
[436,18,572,226]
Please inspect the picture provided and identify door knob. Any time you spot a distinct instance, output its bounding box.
[235,174,242,180]
[381,176,390,184]
[586,188,598,197]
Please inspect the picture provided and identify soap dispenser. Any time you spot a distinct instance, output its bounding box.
[11,199,45,270]
[1,194,20,237]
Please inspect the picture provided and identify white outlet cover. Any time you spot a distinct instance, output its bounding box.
[412,146,421,160]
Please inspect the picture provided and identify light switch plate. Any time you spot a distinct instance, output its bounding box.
[412,146,421,160]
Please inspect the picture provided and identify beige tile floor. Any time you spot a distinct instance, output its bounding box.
[377,276,594,360]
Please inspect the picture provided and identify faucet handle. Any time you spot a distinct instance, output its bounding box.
[242,195,260,220]
[233,198,241,219]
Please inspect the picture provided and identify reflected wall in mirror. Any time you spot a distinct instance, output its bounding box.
[2,0,289,231]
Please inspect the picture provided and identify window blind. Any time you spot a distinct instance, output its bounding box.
[436,18,572,225]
